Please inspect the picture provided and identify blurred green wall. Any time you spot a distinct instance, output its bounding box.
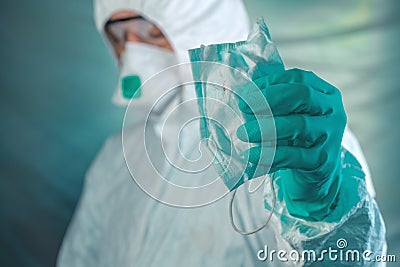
[0,0,124,266]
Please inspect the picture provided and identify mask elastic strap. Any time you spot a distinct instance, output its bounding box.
[229,173,276,235]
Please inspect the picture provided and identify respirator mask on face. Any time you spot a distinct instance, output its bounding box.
[112,42,181,108]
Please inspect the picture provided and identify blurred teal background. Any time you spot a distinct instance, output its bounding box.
[0,0,399,266]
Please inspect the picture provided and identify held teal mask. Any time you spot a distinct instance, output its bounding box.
[113,42,179,106]
[189,18,284,235]
[189,18,284,192]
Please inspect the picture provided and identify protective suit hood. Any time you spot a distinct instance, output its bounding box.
[94,0,250,106]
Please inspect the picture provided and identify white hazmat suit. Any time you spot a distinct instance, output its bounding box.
[57,0,386,266]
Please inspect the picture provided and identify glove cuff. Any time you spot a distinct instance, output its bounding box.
[280,154,343,221]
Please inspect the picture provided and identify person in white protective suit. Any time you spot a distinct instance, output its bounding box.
[57,0,386,266]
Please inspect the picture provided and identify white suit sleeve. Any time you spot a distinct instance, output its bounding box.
[263,128,387,266]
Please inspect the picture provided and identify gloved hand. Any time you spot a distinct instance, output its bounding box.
[236,68,347,221]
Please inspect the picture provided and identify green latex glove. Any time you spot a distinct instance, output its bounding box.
[236,68,347,221]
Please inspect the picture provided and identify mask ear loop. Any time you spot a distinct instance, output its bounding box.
[229,173,276,235]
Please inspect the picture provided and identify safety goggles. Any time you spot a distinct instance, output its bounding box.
[105,16,168,50]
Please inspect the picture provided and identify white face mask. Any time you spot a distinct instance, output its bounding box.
[112,42,180,107]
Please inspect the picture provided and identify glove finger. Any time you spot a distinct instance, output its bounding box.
[236,116,274,143]
[265,68,338,95]
[244,145,322,171]
[237,115,327,144]
[236,83,271,114]
[238,83,333,116]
